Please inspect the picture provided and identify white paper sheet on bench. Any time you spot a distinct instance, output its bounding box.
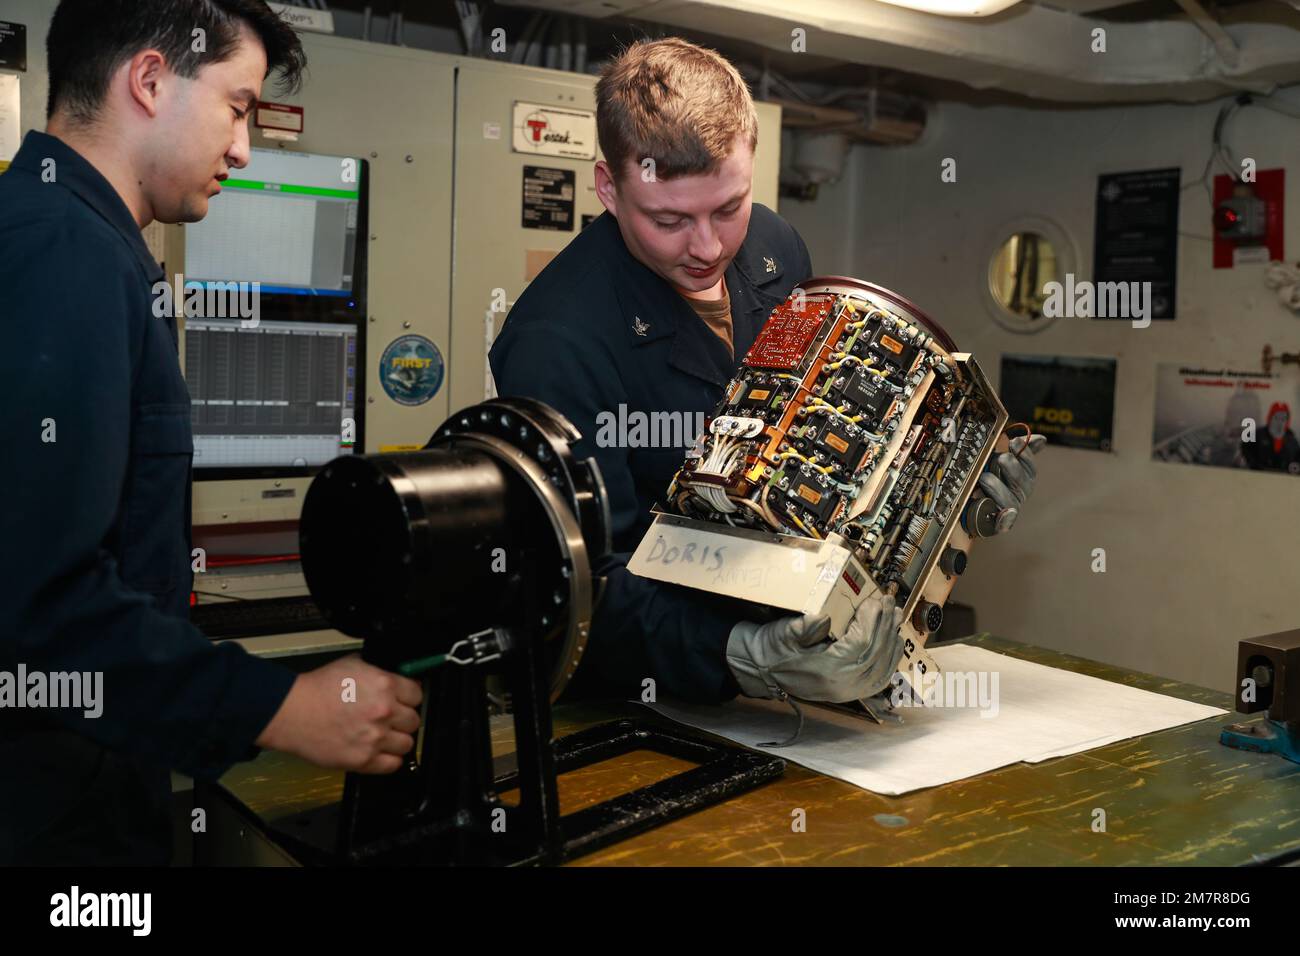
[641,644,1227,796]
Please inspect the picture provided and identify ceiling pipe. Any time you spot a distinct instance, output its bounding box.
[1174,0,1241,69]
[501,0,1300,103]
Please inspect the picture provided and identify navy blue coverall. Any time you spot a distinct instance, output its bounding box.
[490,204,812,704]
[0,132,296,864]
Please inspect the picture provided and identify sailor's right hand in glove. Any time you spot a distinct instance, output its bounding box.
[726,592,906,703]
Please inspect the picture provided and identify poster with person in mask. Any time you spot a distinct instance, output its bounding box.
[1152,363,1300,475]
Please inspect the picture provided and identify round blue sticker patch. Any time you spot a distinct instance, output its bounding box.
[379,335,444,406]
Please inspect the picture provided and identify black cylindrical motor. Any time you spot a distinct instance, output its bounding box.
[298,398,610,699]
[299,447,514,640]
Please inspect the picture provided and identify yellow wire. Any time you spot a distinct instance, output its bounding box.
[776,450,833,475]
[825,353,889,381]
[786,510,821,539]
[823,353,860,371]
[805,398,863,424]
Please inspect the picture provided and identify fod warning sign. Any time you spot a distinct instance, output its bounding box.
[1000,354,1116,452]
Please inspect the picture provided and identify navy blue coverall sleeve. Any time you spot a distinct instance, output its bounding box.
[0,214,295,780]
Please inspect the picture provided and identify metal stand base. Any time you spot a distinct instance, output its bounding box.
[253,718,784,866]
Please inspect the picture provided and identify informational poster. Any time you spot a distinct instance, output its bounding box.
[0,73,19,168]
[1000,354,1116,451]
[1152,363,1300,475]
[1093,168,1180,321]
[521,165,574,232]
[0,21,26,72]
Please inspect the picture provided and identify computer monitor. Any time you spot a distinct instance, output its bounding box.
[184,148,369,481]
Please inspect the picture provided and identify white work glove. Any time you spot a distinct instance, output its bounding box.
[726,592,906,703]
[976,432,1047,533]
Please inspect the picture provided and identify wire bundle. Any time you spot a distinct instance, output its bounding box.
[1264,260,1300,313]
[691,435,748,513]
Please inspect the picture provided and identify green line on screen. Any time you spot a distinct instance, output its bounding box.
[223,178,359,199]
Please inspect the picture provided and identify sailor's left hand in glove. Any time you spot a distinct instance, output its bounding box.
[726,592,906,703]
[977,432,1047,533]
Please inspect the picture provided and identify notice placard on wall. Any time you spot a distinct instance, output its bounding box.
[522,166,575,232]
[1000,354,1116,451]
[0,21,27,72]
[1094,168,1180,321]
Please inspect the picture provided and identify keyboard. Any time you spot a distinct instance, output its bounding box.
[191,595,330,640]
